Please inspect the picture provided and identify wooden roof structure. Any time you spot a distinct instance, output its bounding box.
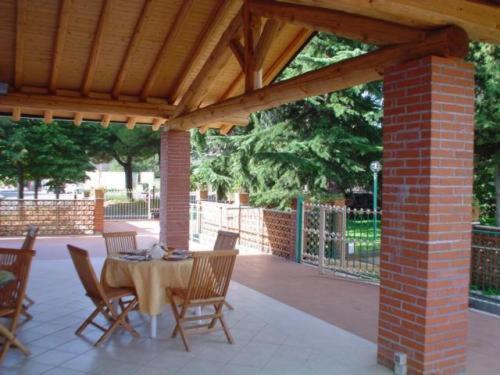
[0,0,499,133]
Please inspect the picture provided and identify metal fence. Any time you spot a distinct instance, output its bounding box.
[471,226,500,292]
[303,203,381,279]
[104,189,160,220]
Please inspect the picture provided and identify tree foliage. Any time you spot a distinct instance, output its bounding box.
[191,34,382,208]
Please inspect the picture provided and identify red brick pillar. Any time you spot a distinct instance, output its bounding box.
[378,56,474,374]
[160,130,191,249]
[93,189,104,233]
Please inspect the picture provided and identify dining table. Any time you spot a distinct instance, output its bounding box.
[101,254,193,338]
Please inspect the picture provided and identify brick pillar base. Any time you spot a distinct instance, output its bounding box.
[378,56,474,374]
[160,130,190,249]
[93,189,104,233]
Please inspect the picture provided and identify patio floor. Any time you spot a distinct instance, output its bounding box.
[0,220,498,374]
[0,257,389,375]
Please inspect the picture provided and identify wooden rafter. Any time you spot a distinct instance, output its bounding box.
[285,0,500,43]
[229,39,245,70]
[126,117,137,130]
[218,28,311,102]
[141,0,195,100]
[14,0,26,90]
[0,93,176,119]
[12,107,21,122]
[219,124,234,135]
[112,0,155,98]
[82,0,113,96]
[248,0,426,45]
[44,111,53,124]
[73,112,83,126]
[253,19,281,71]
[172,10,244,118]
[169,26,469,130]
[151,118,165,131]
[243,0,255,92]
[101,114,111,128]
[168,0,242,104]
[49,0,73,93]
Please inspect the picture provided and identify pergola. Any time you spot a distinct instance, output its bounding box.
[1,0,499,373]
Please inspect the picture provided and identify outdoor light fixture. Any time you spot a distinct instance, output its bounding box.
[370,161,382,241]
[0,82,8,95]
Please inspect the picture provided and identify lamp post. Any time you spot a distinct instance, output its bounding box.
[370,161,382,241]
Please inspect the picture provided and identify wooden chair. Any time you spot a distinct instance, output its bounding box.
[213,230,239,251]
[67,245,140,346]
[167,250,238,352]
[102,231,138,257]
[19,225,39,316]
[0,248,35,362]
[213,230,239,310]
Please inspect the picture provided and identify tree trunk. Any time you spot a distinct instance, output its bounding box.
[496,166,500,226]
[34,179,41,199]
[17,164,24,199]
[124,160,133,200]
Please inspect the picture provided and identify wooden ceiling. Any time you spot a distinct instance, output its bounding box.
[0,0,498,131]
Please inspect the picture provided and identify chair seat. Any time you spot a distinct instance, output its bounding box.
[168,287,224,302]
[102,286,136,301]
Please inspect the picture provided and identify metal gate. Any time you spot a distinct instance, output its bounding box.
[104,189,160,220]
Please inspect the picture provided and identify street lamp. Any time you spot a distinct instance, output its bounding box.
[370,161,382,241]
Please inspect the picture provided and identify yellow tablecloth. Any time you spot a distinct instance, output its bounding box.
[102,257,193,315]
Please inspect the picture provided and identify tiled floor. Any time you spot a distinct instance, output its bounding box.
[0,258,391,375]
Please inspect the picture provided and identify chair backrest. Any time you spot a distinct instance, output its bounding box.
[0,248,35,311]
[102,231,138,256]
[213,230,239,251]
[21,224,39,250]
[67,245,105,302]
[185,250,238,303]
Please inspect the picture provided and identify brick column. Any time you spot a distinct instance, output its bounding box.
[378,56,474,374]
[93,188,104,233]
[160,130,191,249]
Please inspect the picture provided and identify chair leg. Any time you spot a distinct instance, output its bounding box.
[223,301,234,310]
[94,298,140,347]
[24,295,35,307]
[21,307,33,320]
[167,296,190,351]
[218,312,234,344]
[76,306,102,335]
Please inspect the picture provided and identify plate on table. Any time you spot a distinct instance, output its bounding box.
[163,253,189,261]
[120,254,151,262]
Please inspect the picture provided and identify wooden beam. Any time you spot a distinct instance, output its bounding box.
[44,111,53,124]
[82,0,113,96]
[101,114,111,128]
[171,10,244,118]
[168,0,242,104]
[49,0,73,93]
[151,118,165,131]
[219,124,234,135]
[126,117,137,130]
[285,0,500,44]
[12,107,21,122]
[199,124,211,134]
[73,112,83,126]
[253,19,281,71]
[243,0,255,92]
[169,26,469,130]
[112,0,155,98]
[218,28,311,101]
[0,93,176,119]
[141,0,195,100]
[229,39,245,70]
[249,0,427,45]
[15,0,26,90]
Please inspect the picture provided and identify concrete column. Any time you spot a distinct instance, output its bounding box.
[159,130,191,249]
[378,56,474,374]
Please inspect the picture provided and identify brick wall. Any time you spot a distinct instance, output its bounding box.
[378,56,474,374]
[0,199,95,236]
[159,130,191,249]
[198,201,296,258]
[93,189,104,232]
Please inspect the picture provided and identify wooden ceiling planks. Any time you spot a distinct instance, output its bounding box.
[0,0,498,128]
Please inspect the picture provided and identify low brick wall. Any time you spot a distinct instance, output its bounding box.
[471,225,500,291]
[0,199,95,236]
[198,201,296,258]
